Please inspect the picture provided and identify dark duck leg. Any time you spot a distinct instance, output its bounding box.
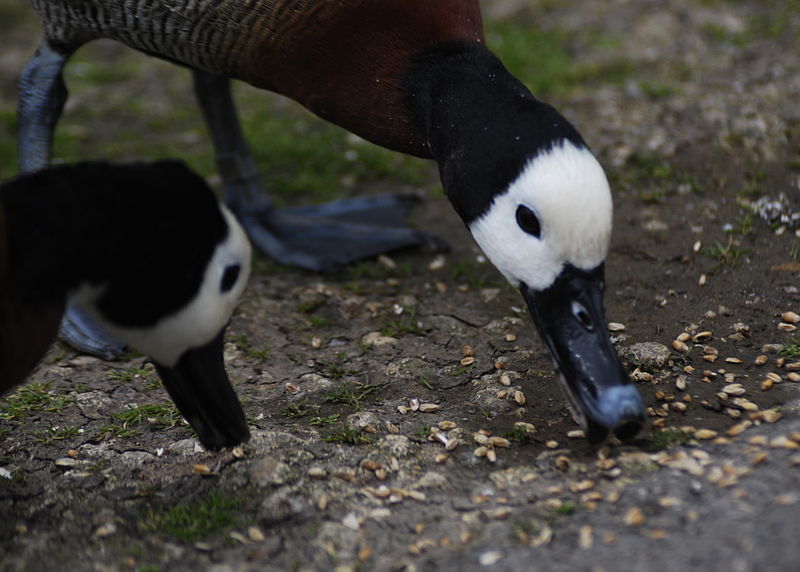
[18,40,126,358]
[192,70,441,271]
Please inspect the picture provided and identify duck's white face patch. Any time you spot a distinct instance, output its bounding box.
[81,205,252,367]
[469,143,612,291]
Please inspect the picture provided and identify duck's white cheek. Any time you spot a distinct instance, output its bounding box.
[469,222,563,291]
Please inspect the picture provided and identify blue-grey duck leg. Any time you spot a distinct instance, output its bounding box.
[192,69,445,272]
[18,41,70,173]
[18,40,127,360]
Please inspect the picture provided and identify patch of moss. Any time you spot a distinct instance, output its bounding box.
[0,382,72,422]
[140,492,244,543]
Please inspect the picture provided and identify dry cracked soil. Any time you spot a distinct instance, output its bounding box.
[1,1,800,571]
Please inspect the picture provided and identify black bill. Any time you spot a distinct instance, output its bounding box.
[154,328,249,450]
[522,264,645,444]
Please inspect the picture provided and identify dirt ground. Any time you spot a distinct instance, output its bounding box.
[2,1,800,571]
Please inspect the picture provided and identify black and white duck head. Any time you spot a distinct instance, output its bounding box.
[469,140,645,443]
[1,160,252,450]
[408,41,646,443]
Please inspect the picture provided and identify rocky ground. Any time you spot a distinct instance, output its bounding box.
[2,1,800,571]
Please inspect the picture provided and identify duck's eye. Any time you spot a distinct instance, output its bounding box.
[516,205,541,237]
[220,264,241,293]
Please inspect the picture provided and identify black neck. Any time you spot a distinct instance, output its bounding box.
[406,40,586,224]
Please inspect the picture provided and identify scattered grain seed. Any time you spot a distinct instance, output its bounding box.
[514,422,537,433]
[479,551,503,566]
[761,379,775,391]
[496,389,510,399]
[770,436,799,450]
[419,403,440,413]
[658,497,681,508]
[409,399,420,412]
[693,331,713,343]
[722,384,746,396]
[698,274,707,286]
[651,418,668,429]
[193,464,211,476]
[676,332,691,342]
[672,340,689,353]
[671,402,687,413]
[425,254,447,272]
[748,435,768,446]
[308,467,327,479]
[731,397,759,411]
[434,453,448,464]
[675,375,687,391]
[786,362,800,371]
[761,410,782,423]
[727,421,753,436]
[755,355,768,366]
[778,322,797,332]
[489,436,511,448]
[285,383,300,394]
[473,446,488,458]
[332,472,360,488]
[596,458,616,471]
[311,336,323,349]
[789,432,800,443]
[693,240,702,253]
[504,333,517,342]
[623,507,645,527]
[397,405,408,415]
[781,311,800,324]
[460,356,476,366]
[567,429,586,439]
[486,448,497,463]
[579,525,594,550]
[361,460,382,471]
[66,449,78,459]
[631,368,654,382]
[513,390,526,405]
[462,345,475,357]
[788,372,800,382]
[572,480,596,492]
[694,429,718,440]
[546,440,559,449]
[776,357,786,367]
[494,507,512,520]
[499,374,512,386]
[703,347,719,356]
[725,357,743,364]
[684,365,695,374]
[608,322,626,332]
[767,372,782,383]
[438,421,456,431]
[702,355,718,363]
[554,455,570,471]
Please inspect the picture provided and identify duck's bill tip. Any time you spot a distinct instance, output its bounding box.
[153,329,249,450]
[521,266,646,444]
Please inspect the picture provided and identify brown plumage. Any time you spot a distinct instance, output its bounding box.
[33,0,483,155]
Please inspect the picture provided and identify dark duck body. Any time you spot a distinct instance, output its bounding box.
[20,1,645,442]
[0,161,251,450]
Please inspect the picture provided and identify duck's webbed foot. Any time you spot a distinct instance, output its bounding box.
[233,193,445,271]
[59,307,127,360]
